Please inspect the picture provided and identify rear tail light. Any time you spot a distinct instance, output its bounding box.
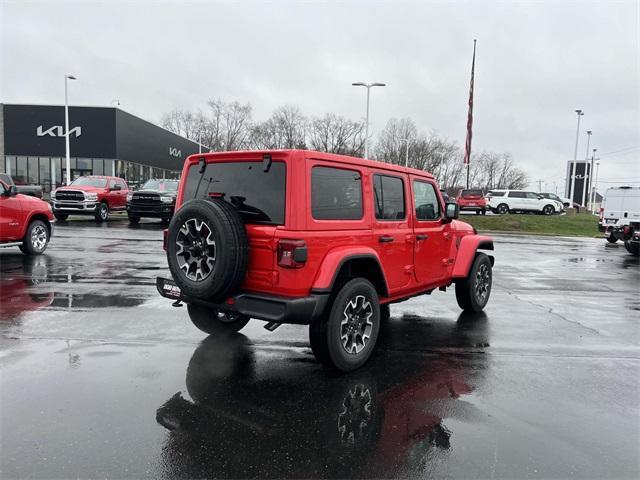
[163,229,168,251]
[277,239,307,269]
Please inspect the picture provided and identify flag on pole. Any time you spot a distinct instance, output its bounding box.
[464,40,477,166]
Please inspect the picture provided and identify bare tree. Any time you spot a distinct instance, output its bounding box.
[250,105,308,149]
[308,113,365,156]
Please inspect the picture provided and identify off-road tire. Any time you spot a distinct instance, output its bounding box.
[309,278,381,372]
[542,204,555,215]
[496,203,509,214]
[624,241,639,256]
[54,213,68,221]
[186,304,250,334]
[21,220,49,255]
[95,202,109,222]
[455,253,492,313]
[128,216,140,224]
[167,199,248,301]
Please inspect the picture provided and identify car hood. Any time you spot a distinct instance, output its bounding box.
[56,186,106,193]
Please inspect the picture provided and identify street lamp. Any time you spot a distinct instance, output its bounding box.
[592,161,600,214]
[589,148,598,212]
[399,138,410,167]
[352,82,386,159]
[64,74,77,185]
[569,109,584,206]
[582,131,593,206]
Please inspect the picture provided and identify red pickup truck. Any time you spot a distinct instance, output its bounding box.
[0,179,54,254]
[51,176,129,222]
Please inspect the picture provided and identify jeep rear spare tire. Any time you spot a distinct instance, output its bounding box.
[166,199,249,301]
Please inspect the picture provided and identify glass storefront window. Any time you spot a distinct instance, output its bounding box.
[93,159,104,175]
[77,158,92,170]
[28,157,39,184]
[6,156,16,177]
[15,157,28,184]
[39,158,51,193]
[104,159,115,176]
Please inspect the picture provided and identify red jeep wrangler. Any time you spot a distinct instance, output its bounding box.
[0,178,54,255]
[157,150,494,371]
[51,175,129,222]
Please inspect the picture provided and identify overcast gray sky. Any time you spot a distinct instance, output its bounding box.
[2,0,638,192]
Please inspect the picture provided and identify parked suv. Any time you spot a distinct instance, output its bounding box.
[0,178,54,254]
[456,189,487,214]
[487,189,562,215]
[51,176,129,222]
[127,179,179,224]
[157,150,495,371]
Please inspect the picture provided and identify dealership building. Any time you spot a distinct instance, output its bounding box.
[0,104,206,195]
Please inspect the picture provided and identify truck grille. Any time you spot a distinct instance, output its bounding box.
[131,192,161,205]
[56,190,85,201]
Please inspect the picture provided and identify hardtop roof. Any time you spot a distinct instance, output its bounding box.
[186,149,435,180]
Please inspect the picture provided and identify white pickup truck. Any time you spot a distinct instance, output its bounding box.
[599,186,640,256]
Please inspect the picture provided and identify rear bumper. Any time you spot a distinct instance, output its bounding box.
[156,277,329,325]
[459,205,486,211]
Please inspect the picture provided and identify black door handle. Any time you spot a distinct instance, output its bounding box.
[416,234,428,241]
[378,236,394,243]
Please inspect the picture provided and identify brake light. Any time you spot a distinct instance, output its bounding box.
[163,229,168,251]
[277,239,307,269]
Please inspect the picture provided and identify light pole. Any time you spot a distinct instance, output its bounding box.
[352,82,386,159]
[64,74,77,185]
[399,138,410,167]
[569,109,584,206]
[589,149,597,212]
[581,130,593,206]
[592,161,600,214]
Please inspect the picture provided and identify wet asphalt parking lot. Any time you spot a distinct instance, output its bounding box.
[1,217,639,479]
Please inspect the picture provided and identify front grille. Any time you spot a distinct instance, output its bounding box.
[56,190,85,201]
[132,192,161,205]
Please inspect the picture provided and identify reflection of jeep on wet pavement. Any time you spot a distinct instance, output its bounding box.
[158,150,495,371]
[155,312,489,478]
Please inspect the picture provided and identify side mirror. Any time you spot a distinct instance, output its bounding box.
[444,202,459,221]
[5,185,18,196]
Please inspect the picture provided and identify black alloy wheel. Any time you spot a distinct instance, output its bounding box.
[455,253,492,313]
[543,204,555,215]
[497,203,509,214]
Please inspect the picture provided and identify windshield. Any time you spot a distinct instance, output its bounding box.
[461,189,483,197]
[142,179,179,192]
[182,161,286,225]
[71,177,107,188]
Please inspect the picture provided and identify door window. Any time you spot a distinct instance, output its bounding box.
[508,191,526,198]
[413,181,441,220]
[373,174,405,220]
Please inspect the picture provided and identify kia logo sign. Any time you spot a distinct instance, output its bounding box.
[36,125,82,138]
[169,147,182,158]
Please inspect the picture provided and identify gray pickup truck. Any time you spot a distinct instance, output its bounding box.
[0,174,43,199]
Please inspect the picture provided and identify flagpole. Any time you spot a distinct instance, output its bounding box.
[464,39,476,190]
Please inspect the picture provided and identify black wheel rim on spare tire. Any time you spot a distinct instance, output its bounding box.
[175,218,217,281]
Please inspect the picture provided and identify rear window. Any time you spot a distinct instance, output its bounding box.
[182,161,286,225]
[461,189,483,197]
[311,166,363,220]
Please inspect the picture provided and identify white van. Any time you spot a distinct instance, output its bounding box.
[599,186,640,255]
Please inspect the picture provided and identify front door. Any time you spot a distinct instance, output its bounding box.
[411,178,449,286]
[371,172,414,294]
[0,183,24,241]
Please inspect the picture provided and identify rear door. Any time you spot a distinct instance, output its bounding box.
[411,178,449,285]
[507,191,525,210]
[371,172,414,293]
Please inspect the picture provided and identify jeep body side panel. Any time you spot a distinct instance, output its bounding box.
[451,235,494,278]
[310,246,383,292]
